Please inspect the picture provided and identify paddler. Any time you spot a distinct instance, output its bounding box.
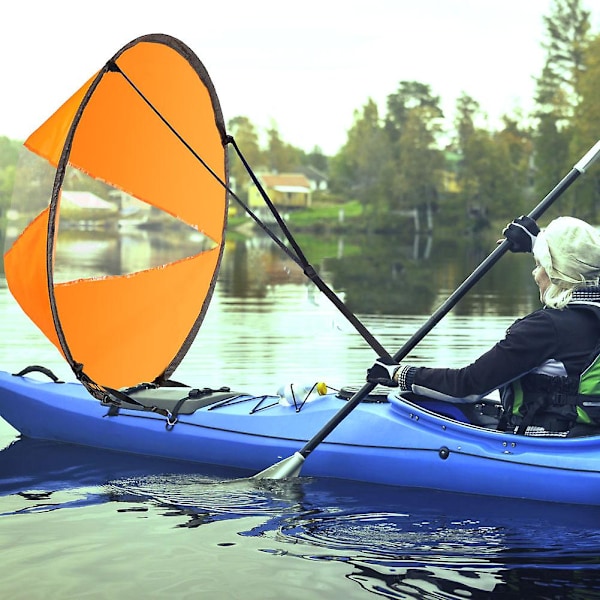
[367,216,600,436]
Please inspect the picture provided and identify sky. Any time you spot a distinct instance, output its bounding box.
[1,0,597,155]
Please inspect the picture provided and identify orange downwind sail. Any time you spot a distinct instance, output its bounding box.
[4,34,228,391]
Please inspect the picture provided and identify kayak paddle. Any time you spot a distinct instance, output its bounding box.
[253,139,600,479]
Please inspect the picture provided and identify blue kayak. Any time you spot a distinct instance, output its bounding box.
[1,369,599,506]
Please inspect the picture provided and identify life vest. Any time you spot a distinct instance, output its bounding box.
[501,347,600,434]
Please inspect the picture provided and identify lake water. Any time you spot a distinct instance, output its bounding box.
[1,228,600,599]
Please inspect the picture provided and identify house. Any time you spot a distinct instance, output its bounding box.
[109,189,151,226]
[60,190,118,225]
[248,173,312,209]
[297,165,328,192]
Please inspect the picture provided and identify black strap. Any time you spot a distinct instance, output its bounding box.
[165,386,233,428]
[104,385,179,422]
[164,394,191,430]
[13,365,64,383]
[516,396,546,435]
[521,372,580,395]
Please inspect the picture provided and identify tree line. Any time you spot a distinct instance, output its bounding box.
[230,0,600,232]
[331,0,600,231]
[1,0,598,234]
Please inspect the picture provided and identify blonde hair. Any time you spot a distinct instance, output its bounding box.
[542,284,573,309]
[543,278,600,309]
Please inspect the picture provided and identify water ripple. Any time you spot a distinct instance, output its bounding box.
[106,474,310,527]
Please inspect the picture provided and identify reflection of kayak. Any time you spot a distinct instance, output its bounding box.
[4,436,600,600]
[1,370,600,506]
[3,433,600,528]
[0,435,234,500]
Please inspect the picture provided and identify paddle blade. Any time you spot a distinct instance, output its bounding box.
[252,452,305,480]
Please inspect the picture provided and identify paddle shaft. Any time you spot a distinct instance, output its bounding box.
[296,141,600,459]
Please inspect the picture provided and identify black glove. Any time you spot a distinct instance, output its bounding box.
[366,356,400,387]
[503,216,540,253]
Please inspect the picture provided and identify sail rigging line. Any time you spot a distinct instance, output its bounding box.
[226,136,315,269]
[226,137,391,359]
[107,59,228,198]
[107,61,304,273]
[95,63,387,360]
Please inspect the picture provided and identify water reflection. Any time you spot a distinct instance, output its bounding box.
[1,213,571,600]
[0,222,537,394]
[120,477,600,599]
[2,437,600,599]
[324,231,538,317]
[52,226,214,283]
[35,224,541,319]
[1,219,599,600]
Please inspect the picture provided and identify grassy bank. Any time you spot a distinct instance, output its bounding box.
[227,200,364,233]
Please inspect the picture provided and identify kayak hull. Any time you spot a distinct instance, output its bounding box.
[1,370,599,505]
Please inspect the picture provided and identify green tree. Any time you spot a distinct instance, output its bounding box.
[329,98,391,222]
[227,116,263,202]
[0,136,20,166]
[533,0,592,198]
[454,93,479,152]
[539,0,590,108]
[302,146,328,174]
[265,124,303,173]
[569,33,600,219]
[453,93,483,215]
[0,136,21,217]
[453,95,528,226]
[497,114,533,179]
[385,81,443,145]
[463,130,522,225]
[384,82,444,230]
[392,107,443,216]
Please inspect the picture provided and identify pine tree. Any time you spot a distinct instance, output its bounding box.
[533,0,591,201]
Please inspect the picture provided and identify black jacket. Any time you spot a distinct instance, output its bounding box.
[408,303,600,402]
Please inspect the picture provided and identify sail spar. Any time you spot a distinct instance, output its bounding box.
[4,34,228,391]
